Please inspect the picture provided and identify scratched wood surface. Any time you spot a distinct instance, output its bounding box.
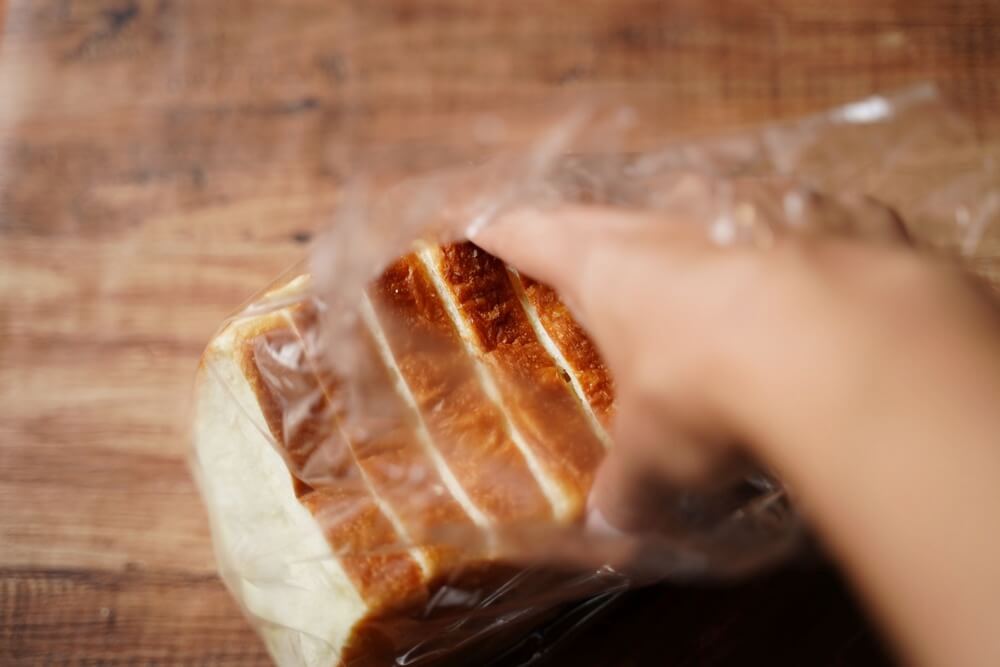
[1,1,998,665]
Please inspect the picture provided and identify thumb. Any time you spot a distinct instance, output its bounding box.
[588,386,749,536]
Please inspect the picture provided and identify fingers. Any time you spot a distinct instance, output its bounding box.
[473,204,714,325]
[588,384,751,535]
[832,194,910,244]
[469,187,910,544]
[589,415,709,534]
[472,204,655,282]
[777,188,909,245]
[714,178,909,246]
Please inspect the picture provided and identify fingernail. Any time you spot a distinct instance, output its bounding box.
[464,212,490,239]
[585,505,627,539]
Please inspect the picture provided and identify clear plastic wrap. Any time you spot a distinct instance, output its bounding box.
[192,86,999,666]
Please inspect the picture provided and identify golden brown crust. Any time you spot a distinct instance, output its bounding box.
[520,277,616,424]
[436,243,606,515]
[370,254,552,523]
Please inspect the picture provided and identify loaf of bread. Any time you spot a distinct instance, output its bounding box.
[193,242,615,666]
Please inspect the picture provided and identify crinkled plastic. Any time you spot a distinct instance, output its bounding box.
[192,86,999,666]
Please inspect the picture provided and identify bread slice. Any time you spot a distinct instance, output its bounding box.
[193,243,614,666]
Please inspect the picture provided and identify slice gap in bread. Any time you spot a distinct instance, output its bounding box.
[505,266,613,450]
[280,307,435,578]
[415,242,570,521]
[422,242,609,522]
[359,293,495,537]
[368,254,553,526]
[516,276,616,424]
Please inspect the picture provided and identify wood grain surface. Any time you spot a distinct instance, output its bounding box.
[1,1,998,665]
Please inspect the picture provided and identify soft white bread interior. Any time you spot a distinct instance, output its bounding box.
[195,309,367,667]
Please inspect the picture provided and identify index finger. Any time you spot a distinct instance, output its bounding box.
[471,204,711,320]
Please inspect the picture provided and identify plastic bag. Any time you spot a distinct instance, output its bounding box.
[192,85,999,666]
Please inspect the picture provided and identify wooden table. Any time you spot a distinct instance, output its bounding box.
[2,1,998,664]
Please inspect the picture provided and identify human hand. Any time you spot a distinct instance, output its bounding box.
[471,185,1000,667]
